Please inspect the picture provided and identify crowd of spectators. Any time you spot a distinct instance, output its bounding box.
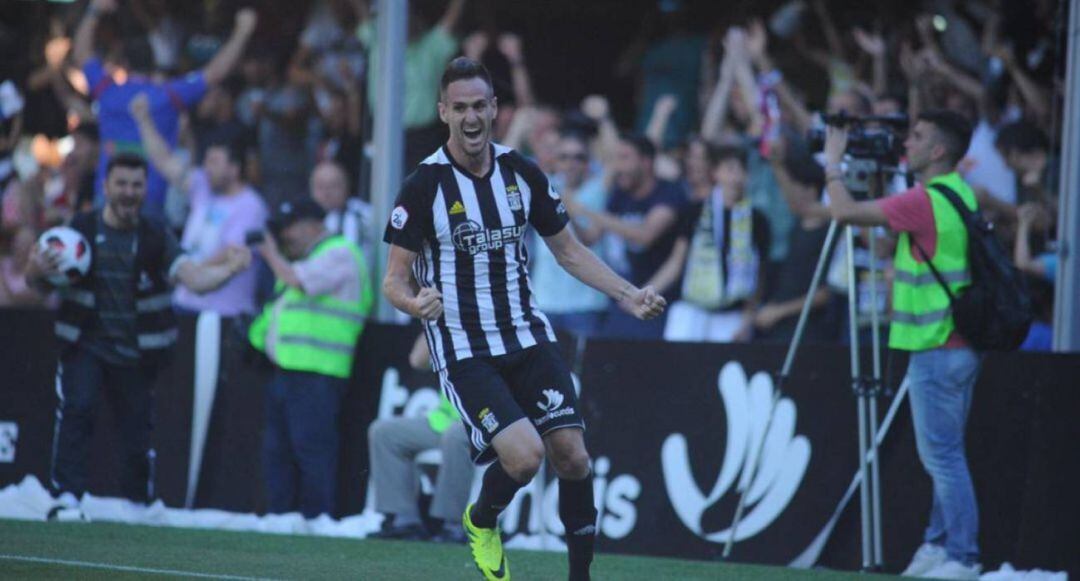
[0,0,1065,350]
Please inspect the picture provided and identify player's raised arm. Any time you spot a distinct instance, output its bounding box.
[542,227,665,321]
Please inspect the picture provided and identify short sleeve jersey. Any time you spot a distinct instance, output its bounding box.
[383,143,568,370]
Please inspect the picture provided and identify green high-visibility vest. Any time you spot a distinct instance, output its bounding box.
[889,172,976,351]
[427,396,461,434]
[249,235,373,378]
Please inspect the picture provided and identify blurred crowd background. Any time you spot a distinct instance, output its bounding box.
[0,0,1065,349]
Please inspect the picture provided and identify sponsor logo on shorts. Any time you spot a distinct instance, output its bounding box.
[534,388,574,426]
[537,389,564,413]
[478,407,499,434]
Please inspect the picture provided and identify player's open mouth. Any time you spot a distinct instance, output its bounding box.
[463,127,483,140]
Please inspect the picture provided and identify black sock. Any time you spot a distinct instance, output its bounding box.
[559,473,598,581]
[470,462,526,529]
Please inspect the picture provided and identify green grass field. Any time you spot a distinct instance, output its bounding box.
[0,520,886,580]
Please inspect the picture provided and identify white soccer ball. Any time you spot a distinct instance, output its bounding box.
[37,226,92,286]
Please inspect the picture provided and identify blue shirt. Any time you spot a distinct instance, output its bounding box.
[603,179,686,288]
[84,58,208,216]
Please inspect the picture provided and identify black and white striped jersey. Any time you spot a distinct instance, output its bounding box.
[383,143,570,370]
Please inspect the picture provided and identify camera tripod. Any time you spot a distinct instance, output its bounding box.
[721,171,898,571]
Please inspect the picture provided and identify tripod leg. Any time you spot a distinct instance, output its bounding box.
[779,220,840,375]
[845,225,873,570]
[867,233,885,568]
[721,220,840,559]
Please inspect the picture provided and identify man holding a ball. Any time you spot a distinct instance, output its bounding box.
[26,153,252,511]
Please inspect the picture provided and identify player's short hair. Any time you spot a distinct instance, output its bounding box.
[440,57,494,98]
[106,153,148,178]
[917,109,973,166]
[618,132,656,159]
[711,144,748,169]
[995,120,1049,155]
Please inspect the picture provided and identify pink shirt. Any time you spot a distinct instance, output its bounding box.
[877,185,967,348]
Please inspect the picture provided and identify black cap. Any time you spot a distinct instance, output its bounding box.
[269,198,326,233]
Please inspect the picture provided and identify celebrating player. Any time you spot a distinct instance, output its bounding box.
[382,57,665,581]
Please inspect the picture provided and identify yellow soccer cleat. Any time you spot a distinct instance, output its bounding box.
[463,503,509,580]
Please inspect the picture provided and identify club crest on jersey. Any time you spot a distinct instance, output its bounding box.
[506,185,523,211]
[479,408,499,433]
[452,220,525,256]
[449,200,465,215]
[390,206,409,230]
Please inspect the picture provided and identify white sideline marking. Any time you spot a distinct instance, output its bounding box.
[0,554,280,580]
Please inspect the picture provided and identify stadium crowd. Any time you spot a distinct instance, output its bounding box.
[0,0,1063,348]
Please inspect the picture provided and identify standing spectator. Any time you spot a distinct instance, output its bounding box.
[62,123,102,217]
[23,33,88,140]
[25,153,251,511]
[617,2,708,148]
[251,54,313,209]
[659,146,771,342]
[130,93,267,316]
[1014,202,1056,352]
[310,160,373,264]
[0,79,23,191]
[754,139,836,344]
[368,335,472,543]
[72,0,257,216]
[533,132,610,338]
[248,198,374,518]
[313,83,363,195]
[576,133,682,339]
[191,81,250,166]
[356,0,466,171]
[995,122,1052,198]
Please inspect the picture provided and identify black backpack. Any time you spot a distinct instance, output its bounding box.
[911,183,1033,351]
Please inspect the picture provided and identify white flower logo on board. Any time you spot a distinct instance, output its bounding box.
[661,362,811,543]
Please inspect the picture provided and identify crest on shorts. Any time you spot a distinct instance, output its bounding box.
[479,407,499,433]
[506,185,523,211]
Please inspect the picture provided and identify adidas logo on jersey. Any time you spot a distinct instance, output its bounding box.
[449,201,465,215]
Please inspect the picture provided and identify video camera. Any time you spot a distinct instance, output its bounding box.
[807,112,909,195]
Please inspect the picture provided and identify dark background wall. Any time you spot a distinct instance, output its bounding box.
[1,310,1078,576]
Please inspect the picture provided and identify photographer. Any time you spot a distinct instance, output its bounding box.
[824,110,982,580]
[248,198,374,518]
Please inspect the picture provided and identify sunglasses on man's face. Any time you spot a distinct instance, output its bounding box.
[558,152,589,162]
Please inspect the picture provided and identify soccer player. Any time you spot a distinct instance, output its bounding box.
[382,58,665,581]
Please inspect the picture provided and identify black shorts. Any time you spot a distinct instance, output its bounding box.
[437,342,584,464]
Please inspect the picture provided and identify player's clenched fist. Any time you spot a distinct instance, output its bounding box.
[412,287,444,321]
[620,285,666,321]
